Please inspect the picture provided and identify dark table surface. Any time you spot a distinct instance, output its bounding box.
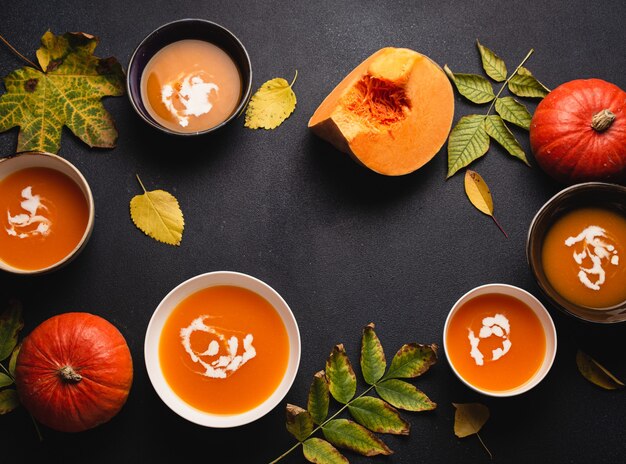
[1,1,625,463]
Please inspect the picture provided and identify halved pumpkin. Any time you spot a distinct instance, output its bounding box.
[308,47,454,176]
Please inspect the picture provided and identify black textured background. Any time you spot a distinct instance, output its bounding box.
[1,1,625,463]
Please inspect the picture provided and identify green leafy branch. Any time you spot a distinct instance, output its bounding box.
[271,323,438,463]
[0,300,42,440]
[445,39,550,178]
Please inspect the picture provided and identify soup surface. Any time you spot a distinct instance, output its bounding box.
[140,39,242,133]
[541,207,626,309]
[159,285,290,415]
[446,293,546,392]
[0,167,89,270]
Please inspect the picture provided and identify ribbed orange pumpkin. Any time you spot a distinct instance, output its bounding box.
[15,312,133,433]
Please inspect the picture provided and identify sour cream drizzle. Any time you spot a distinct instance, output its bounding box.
[5,186,51,238]
[565,225,619,291]
[161,73,219,128]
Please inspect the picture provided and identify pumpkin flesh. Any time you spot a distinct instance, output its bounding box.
[15,312,133,433]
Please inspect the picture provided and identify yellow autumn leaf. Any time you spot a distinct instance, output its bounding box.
[244,70,298,129]
[453,402,492,459]
[130,175,184,246]
[464,169,507,238]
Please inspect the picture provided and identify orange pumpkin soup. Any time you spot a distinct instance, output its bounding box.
[0,167,89,271]
[446,293,546,392]
[140,39,242,133]
[541,207,626,309]
[159,285,289,415]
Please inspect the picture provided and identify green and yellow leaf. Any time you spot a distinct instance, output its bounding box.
[360,323,386,385]
[244,71,297,129]
[348,396,409,435]
[302,438,349,464]
[0,389,19,414]
[382,343,437,380]
[453,402,490,438]
[325,344,357,404]
[375,379,436,412]
[130,175,184,246]
[447,115,490,178]
[308,371,330,425]
[286,404,314,442]
[495,96,532,130]
[444,66,495,104]
[0,300,23,362]
[484,115,529,165]
[476,40,507,82]
[508,66,549,98]
[0,31,125,153]
[0,373,13,388]
[8,343,20,377]
[576,350,624,390]
[322,419,393,457]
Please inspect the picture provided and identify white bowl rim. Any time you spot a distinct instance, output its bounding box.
[443,283,557,397]
[144,270,301,427]
[0,151,95,275]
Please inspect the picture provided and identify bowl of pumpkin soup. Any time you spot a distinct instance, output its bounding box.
[443,284,557,397]
[144,271,301,428]
[127,19,252,136]
[527,182,626,323]
[0,151,94,275]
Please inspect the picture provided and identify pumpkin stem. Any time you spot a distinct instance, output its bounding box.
[58,366,82,383]
[591,109,616,132]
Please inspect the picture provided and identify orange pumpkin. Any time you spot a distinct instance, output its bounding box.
[15,312,133,432]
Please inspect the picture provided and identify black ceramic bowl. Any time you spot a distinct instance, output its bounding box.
[127,18,252,136]
[527,182,626,323]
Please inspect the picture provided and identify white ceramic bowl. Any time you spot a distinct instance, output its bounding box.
[443,283,557,397]
[144,271,301,427]
[0,151,95,275]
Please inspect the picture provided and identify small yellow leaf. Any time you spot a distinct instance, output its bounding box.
[453,402,492,459]
[244,70,298,129]
[464,170,507,238]
[576,350,624,390]
[130,175,184,246]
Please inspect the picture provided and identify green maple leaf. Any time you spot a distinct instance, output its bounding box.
[0,31,125,153]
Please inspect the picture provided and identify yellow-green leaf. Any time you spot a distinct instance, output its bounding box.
[484,115,530,165]
[286,404,314,442]
[244,70,297,129]
[383,343,437,380]
[375,379,436,412]
[360,323,386,385]
[0,389,19,414]
[0,31,125,153]
[326,344,357,404]
[453,402,490,438]
[302,438,349,464]
[476,40,507,82]
[576,350,624,390]
[447,115,490,178]
[444,66,495,104]
[348,396,409,435]
[8,343,20,377]
[508,66,549,98]
[308,370,330,425]
[495,96,532,130]
[0,373,13,388]
[130,175,184,246]
[322,419,392,457]
[0,300,23,362]
[465,170,508,237]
